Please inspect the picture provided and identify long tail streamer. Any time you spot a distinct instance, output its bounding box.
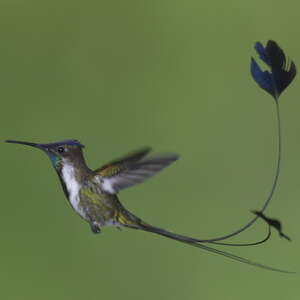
[195,40,296,245]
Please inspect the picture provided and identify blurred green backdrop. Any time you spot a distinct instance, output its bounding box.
[1,1,300,299]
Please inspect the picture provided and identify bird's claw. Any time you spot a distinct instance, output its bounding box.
[90,222,101,234]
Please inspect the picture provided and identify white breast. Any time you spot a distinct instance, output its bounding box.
[61,163,86,218]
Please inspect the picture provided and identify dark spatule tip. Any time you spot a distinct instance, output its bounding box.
[251,40,296,100]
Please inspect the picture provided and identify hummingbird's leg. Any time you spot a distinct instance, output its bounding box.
[90,221,101,234]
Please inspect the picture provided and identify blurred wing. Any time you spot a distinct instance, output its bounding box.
[94,149,179,194]
[96,147,152,177]
[251,40,296,100]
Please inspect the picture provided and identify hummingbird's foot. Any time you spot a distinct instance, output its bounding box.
[90,222,101,234]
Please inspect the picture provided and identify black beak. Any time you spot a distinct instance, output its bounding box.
[5,140,46,150]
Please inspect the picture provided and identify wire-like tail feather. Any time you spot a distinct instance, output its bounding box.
[118,206,293,273]
[135,221,293,273]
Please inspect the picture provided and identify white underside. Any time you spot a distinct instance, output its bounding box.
[62,165,122,228]
[61,163,86,218]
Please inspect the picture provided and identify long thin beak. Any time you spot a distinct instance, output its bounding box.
[5,140,43,150]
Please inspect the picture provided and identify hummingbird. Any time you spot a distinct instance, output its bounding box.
[5,139,293,273]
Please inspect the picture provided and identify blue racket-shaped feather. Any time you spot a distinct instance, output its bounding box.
[251,40,296,100]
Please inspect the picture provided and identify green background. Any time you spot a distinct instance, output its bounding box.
[1,1,299,299]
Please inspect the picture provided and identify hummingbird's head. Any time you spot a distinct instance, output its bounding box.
[6,139,85,169]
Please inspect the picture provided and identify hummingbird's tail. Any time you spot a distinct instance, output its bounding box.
[118,210,293,273]
[138,222,293,273]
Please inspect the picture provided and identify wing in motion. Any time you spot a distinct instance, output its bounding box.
[94,147,179,194]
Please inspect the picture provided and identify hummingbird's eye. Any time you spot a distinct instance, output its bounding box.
[57,146,65,153]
